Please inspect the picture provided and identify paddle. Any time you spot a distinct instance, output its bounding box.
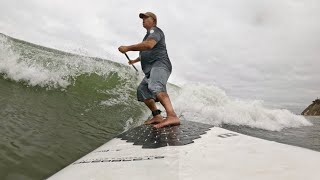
[124,53,138,72]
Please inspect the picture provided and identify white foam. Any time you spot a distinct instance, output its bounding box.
[0,36,69,87]
[123,117,134,132]
[169,83,312,131]
[0,35,135,88]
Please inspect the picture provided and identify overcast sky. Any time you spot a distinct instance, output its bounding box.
[0,0,319,112]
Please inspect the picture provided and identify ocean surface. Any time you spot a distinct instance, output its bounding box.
[0,33,318,180]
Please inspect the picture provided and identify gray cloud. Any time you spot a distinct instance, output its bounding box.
[0,0,319,112]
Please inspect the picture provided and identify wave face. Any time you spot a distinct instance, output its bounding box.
[0,33,148,180]
[0,33,312,179]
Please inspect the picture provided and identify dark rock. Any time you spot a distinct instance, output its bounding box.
[301,98,320,116]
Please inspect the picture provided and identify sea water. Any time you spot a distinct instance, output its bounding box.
[0,33,317,180]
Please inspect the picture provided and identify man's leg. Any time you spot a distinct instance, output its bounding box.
[137,77,165,124]
[153,92,180,128]
[145,66,180,128]
[143,98,165,124]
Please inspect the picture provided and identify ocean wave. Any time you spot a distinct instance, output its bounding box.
[0,33,311,131]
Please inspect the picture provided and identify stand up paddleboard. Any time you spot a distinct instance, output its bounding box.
[47,120,320,180]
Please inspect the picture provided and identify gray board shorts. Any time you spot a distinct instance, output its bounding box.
[137,67,171,102]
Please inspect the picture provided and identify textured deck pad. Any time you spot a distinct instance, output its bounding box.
[117,120,214,149]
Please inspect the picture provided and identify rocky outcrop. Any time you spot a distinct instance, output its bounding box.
[301,99,320,116]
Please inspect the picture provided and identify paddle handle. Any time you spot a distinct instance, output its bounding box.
[124,53,138,72]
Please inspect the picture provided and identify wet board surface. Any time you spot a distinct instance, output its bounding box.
[48,120,320,180]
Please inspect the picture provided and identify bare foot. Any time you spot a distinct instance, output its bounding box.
[144,114,165,125]
[153,115,180,128]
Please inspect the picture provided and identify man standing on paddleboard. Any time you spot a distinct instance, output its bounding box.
[118,12,180,128]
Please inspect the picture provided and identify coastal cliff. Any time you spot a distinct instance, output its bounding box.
[301,99,320,116]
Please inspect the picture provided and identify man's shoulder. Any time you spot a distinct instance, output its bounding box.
[151,26,164,34]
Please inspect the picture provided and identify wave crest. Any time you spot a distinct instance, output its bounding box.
[170,84,312,131]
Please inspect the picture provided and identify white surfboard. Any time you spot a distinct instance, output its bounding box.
[47,120,320,180]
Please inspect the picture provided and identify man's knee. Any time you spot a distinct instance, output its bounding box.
[148,82,165,95]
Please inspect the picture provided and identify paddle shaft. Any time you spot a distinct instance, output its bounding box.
[124,53,138,72]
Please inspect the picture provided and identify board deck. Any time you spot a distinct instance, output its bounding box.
[47,120,320,180]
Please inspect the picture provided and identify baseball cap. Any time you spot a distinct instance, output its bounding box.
[139,12,157,25]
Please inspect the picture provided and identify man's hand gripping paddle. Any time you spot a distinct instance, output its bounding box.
[124,53,138,72]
